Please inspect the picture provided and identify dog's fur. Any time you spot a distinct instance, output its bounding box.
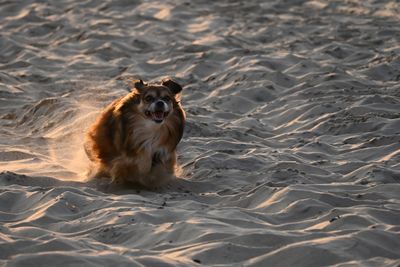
[84,78,185,188]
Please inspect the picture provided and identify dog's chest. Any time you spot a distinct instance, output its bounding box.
[133,120,169,160]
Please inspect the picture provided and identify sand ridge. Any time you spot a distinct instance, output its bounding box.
[1,0,400,266]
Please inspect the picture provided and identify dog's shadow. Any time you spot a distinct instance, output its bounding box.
[0,171,212,196]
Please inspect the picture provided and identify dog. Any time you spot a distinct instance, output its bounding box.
[84,78,185,188]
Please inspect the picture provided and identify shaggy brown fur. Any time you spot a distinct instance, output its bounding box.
[84,78,185,188]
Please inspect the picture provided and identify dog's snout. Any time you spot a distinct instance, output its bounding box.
[155,101,164,109]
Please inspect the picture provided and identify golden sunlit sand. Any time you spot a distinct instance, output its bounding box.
[1,0,400,266]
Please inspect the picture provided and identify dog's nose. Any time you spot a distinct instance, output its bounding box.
[155,101,164,109]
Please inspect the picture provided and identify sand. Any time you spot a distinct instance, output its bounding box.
[1,0,400,266]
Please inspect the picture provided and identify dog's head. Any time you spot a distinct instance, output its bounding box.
[130,78,182,124]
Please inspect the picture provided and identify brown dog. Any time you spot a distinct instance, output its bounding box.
[84,78,185,188]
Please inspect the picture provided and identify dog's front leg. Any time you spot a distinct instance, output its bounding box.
[110,153,151,184]
[135,151,153,175]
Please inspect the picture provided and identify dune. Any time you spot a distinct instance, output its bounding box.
[1,0,400,266]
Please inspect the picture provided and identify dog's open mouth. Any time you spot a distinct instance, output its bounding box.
[147,110,168,123]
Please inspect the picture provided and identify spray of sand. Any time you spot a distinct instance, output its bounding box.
[45,99,98,181]
[43,80,123,181]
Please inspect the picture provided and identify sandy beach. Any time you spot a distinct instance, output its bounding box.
[1,0,400,266]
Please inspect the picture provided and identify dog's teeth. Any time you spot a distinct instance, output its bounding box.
[152,111,165,121]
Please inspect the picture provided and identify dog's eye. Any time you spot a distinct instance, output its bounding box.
[161,96,171,102]
[144,95,154,102]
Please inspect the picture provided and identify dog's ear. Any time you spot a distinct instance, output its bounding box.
[129,79,146,94]
[162,78,182,95]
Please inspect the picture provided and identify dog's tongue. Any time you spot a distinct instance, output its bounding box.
[153,111,165,121]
